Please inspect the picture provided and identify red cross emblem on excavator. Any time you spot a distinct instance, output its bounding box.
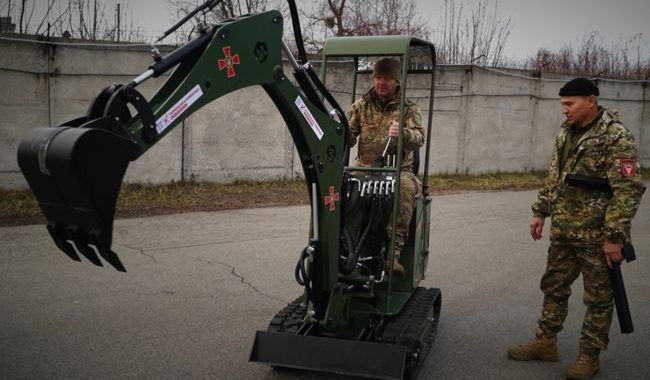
[218,46,240,78]
[324,185,340,211]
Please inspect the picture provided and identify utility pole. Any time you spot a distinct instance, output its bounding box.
[19,0,25,33]
[115,3,121,42]
[92,0,97,40]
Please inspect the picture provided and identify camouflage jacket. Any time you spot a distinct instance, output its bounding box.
[532,108,646,243]
[348,88,424,170]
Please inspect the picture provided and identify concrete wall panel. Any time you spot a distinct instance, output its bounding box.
[1,36,648,189]
[182,86,287,183]
[0,70,49,187]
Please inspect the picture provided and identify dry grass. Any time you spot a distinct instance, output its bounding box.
[2,168,647,226]
[426,171,547,191]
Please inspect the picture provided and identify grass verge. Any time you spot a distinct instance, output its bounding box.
[2,169,648,227]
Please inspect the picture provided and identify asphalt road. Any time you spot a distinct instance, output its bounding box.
[1,190,648,380]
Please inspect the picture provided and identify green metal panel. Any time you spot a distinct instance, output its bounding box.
[129,11,285,153]
[323,35,414,57]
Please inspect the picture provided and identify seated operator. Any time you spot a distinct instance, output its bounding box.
[348,57,425,275]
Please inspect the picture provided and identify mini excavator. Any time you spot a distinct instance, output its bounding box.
[17,1,441,378]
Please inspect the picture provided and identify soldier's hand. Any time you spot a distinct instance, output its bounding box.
[530,217,545,240]
[602,241,624,268]
[388,120,399,137]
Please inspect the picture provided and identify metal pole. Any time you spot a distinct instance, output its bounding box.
[422,44,436,188]
[116,3,120,42]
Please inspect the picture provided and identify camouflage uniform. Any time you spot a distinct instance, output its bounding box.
[532,107,645,354]
[348,88,425,258]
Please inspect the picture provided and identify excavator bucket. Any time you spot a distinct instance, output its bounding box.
[17,120,138,271]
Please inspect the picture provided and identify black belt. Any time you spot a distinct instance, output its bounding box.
[565,174,612,193]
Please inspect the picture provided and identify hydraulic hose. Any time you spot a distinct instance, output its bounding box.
[287,0,308,64]
[285,0,351,163]
[304,67,351,161]
[340,203,376,275]
[338,225,357,274]
[156,0,222,42]
[149,31,213,77]
[295,246,310,286]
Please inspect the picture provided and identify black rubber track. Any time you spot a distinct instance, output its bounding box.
[267,296,307,334]
[381,287,442,380]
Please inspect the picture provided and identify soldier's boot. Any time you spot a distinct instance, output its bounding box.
[392,257,405,275]
[507,336,559,362]
[566,352,600,380]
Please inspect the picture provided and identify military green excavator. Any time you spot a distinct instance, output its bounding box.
[17,1,440,378]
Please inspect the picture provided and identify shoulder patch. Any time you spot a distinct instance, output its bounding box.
[621,159,636,177]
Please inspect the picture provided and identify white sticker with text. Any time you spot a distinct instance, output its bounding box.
[295,96,324,140]
[156,84,204,134]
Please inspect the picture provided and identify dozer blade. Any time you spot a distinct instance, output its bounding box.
[250,331,407,380]
[17,124,138,271]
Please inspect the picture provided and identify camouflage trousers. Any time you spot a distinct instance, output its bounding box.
[386,171,420,259]
[536,239,614,354]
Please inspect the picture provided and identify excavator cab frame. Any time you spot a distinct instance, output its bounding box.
[252,36,440,380]
[320,35,437,307]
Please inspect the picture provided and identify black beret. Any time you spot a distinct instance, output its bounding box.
[559,77,599,96]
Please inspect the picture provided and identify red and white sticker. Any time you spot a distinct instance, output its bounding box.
[295,96,324,140]
[156,84,204,134]
[621,159,636,177]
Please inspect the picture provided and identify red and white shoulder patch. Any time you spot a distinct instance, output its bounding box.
[621,159,636,177]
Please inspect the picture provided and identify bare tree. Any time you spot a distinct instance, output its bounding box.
[525,32,650,80]
[33,0,57,35]
[301,0,429,53]
[3,0,11,18]
[0,0,144,41]
[170,0,271,20]
[18,0,36,33]
[1,0,49,34]
[166,0,273,43]
[433,0,512,66]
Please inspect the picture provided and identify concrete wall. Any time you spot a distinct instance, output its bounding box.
[1,35,648,189]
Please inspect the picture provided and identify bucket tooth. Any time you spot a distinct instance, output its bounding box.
[46,223,81,262]
[89,231,126,272]
[68,225,103,267]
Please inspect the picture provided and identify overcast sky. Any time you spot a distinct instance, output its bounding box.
[416,0,650,60]
[19,0,650,60]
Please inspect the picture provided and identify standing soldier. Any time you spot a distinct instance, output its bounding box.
[507,77,645,379]
[348,57,425,275]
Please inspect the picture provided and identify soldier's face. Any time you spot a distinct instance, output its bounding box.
[560,95,597,127]
[373,75,398,100]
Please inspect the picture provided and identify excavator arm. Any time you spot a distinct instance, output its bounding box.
[17,10,346,309]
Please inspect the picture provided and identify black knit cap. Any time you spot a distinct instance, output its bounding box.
[559,77,599,96]
[373,58,401,82]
